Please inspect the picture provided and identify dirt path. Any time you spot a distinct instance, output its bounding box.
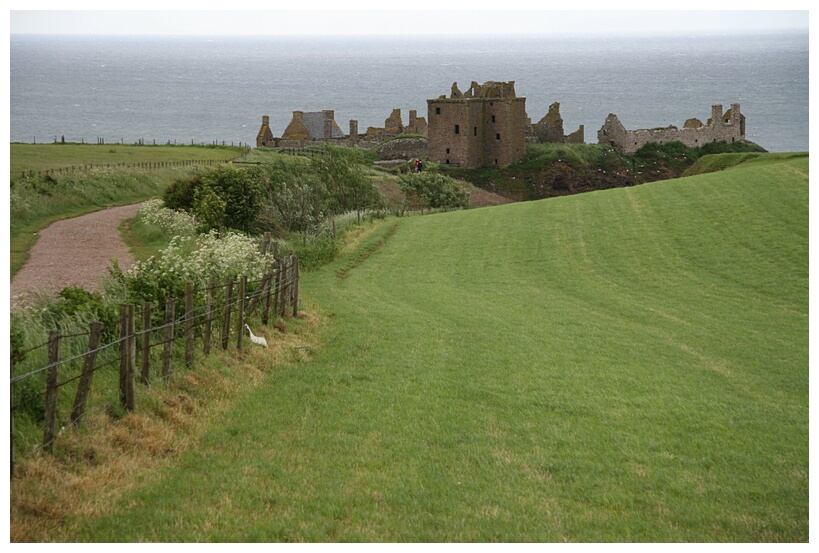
[10,204,141,306]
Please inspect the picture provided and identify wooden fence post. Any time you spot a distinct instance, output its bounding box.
[43,331,61,454]
[204,276,214,355]
[285,255,295,317]
[140,302,153,384]
[163,297,175,382]
[185,282,195,367]
[11,351,15,477]
[261,232,271,255]
[71,321,104,426]
[119,304,136,411]
[119,305,128,409]
[293,257,300,318]
[273,260,282,319]
[262,273,273,325]
[222,279,234,350]
[247,273,271,317]
[237,276,247,351]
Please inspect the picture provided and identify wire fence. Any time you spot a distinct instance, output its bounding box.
[9,251,300,477]
[17,156,249,181]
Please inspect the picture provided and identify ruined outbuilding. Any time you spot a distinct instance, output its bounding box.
[529,102,585,144]
[256,111,347,148]
[281,110,345,143]
[598,104,745,154]
[427,80,527,168]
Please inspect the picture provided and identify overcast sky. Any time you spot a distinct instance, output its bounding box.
[8,5,811,37]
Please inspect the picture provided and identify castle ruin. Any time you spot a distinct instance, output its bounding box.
[427,80,527,168]
[529,102,585,144]
[256,97,747,161]
[598,104,745,154]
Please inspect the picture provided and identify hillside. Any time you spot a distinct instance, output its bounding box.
[440,140,770,202]
[69,155,808,541]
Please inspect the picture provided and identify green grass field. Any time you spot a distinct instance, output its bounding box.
[10,142,245,179]
[64,154,809,542]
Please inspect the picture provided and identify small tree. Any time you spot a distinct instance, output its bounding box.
[311,146,381,222]
[249,159,328,243]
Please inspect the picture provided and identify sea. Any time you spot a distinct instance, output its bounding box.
[9,31,810,153]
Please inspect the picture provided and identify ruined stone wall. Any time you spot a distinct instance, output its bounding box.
[566,125,585,144]
[530,102,585,145]
[598,104,745,154]
[373,138,428,161]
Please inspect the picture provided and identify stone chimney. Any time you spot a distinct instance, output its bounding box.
[711,105,723,127]
[349,120,359,142]
[323,110,335,139]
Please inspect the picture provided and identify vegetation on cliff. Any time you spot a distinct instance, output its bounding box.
[439,140,769,202]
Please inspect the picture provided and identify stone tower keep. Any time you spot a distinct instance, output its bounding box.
[427,81,527,168]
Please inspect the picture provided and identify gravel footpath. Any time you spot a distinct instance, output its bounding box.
[10,204,141,306]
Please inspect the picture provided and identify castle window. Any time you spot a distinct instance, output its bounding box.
[446,148,450,154]
[454,125,460,135]
[474,127,477,136]
[435,107,441,115]
[491,115,496,123]
[496,133,501,140]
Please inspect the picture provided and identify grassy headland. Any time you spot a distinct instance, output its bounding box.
[49,153,807,541]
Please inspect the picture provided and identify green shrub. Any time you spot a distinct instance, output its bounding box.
[163,173,203,212]
[164,165,261,234]
[398,172,469,213]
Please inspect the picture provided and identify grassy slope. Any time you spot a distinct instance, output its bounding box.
[74,156,807,541]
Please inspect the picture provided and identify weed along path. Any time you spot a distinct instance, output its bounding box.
[10,204,140,305]
[67,157,807,541]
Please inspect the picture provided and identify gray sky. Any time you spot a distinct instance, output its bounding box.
[8,5,811,37]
